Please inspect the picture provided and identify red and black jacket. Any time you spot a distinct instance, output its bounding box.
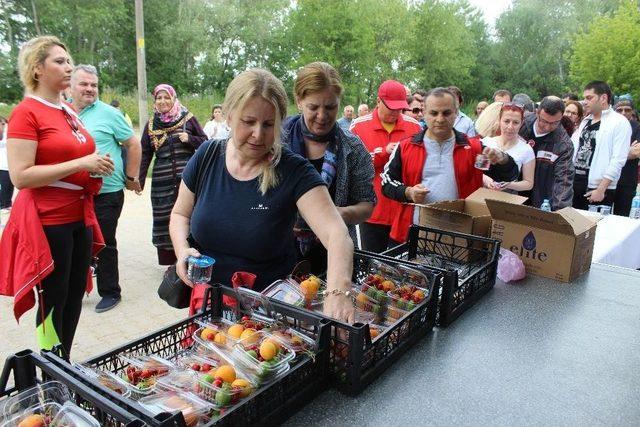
[381,128,518,242]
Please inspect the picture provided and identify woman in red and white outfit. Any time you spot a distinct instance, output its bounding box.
[0,36,111,357]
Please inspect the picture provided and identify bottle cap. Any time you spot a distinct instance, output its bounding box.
[187,255,215,268]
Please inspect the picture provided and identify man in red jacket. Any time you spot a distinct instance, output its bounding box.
[350,80,421,252]
[381,87,518,243]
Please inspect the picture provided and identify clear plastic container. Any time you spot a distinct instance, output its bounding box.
[388,282,429,312]
[234,288,278,326]
[174,349,223,374]
[396,264,433,290]
[0,381,69,419]
[138,391,213,427]
[194,359,256,408]
[50,401,100,427]
[156,369,200,393]
[360,259,402,294]
[286,275,326,305]
[262,279,306,307]
[0,402,61,427]
[187,255,215,285]
[232,331,294,385]
[72,362,129,397]
[354,286,386,324]
[268,327,317,354]
[118,354,175,395]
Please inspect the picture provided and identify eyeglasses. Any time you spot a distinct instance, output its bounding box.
[616,107,634,113]
[404,107,423,114]
[537,114,562,128]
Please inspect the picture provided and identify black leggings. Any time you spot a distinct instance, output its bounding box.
[37,221,93,357]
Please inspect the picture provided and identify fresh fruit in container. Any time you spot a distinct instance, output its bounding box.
[299,275,321,302]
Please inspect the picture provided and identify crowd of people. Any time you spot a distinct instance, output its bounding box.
[0,34,639,357]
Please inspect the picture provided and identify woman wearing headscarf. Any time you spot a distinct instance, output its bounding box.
[139,84,207,265]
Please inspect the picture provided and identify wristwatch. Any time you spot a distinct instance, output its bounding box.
[126,175,139,182]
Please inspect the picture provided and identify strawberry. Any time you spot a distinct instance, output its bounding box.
[201,363,212,372]
[191,363,201,371]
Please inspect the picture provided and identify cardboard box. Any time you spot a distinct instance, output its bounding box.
[486,200,597,282]
[415,188,527,237]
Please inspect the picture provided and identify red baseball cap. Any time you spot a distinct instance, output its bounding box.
[378,80,409,110]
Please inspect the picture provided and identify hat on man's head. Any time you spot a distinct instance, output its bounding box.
[378,80,410,110]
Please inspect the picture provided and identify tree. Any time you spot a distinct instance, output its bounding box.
[406,1,476,95]
[570,0,640,101]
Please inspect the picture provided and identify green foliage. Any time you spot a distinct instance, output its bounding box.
[0,0,635,108]
[570,0,640,101]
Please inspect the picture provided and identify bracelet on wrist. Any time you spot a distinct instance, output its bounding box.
[323,288,355,298]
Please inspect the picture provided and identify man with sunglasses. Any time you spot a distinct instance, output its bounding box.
[612,99,640,216]
[519,96,575,210]
[70,64,142,313]
[571,81,631,210]
[350,80,421,252]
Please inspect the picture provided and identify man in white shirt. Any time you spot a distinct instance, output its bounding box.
[572,81,631,209]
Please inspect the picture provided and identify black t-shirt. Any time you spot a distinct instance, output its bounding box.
[618,120,640,188]
[575,119,601,175]
[182,140,325,291]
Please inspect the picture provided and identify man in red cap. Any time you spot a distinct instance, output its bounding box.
[350,80,421,252]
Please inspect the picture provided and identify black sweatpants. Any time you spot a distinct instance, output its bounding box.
[37,221,93,357]
[94,190,124,298]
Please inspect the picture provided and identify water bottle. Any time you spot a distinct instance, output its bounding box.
[630,191,640,219]
[540,199,551,212]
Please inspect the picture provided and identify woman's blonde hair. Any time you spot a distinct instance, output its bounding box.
[294,62,343,102]
[223,68,288,195]
[475,101,503,137]
[18,36,70,93]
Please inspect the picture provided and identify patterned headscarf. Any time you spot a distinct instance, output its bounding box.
[153,84,187,124]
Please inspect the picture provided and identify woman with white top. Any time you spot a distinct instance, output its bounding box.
[482,102,535,192]
[203,104,231,140]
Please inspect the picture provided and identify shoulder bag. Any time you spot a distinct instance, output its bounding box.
[157,140,219,308]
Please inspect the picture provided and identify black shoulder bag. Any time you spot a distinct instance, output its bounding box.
[157,141,220,308]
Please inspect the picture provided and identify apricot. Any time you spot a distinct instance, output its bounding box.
[412,290,425,301]
[300,278,320,302]
[200,327,216,341]
[231,378,253,397]
[18,415,45,427]
[240,328,258,344]
[227,324,245,339]
[213,333,227,345]
[259,340,278,361]
[214,365,236,383]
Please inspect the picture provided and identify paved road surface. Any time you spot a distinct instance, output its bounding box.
[0,186,187,367]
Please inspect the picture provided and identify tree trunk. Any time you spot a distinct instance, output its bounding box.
[30,0,41,35]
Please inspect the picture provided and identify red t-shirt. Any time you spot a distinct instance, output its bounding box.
[7,96,96,225]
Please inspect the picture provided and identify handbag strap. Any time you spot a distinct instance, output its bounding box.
[194,140,220,202]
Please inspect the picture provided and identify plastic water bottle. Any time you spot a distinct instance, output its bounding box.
[540,199,551,212]
[630,191,640,219]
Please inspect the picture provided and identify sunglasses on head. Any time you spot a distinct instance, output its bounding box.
[501,102,525,112]
[404,107,424,114]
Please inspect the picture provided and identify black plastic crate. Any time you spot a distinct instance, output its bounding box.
[302,250,440,395]
[382,225,501,327]
[45,284,330,427]
[0,350,153,426]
